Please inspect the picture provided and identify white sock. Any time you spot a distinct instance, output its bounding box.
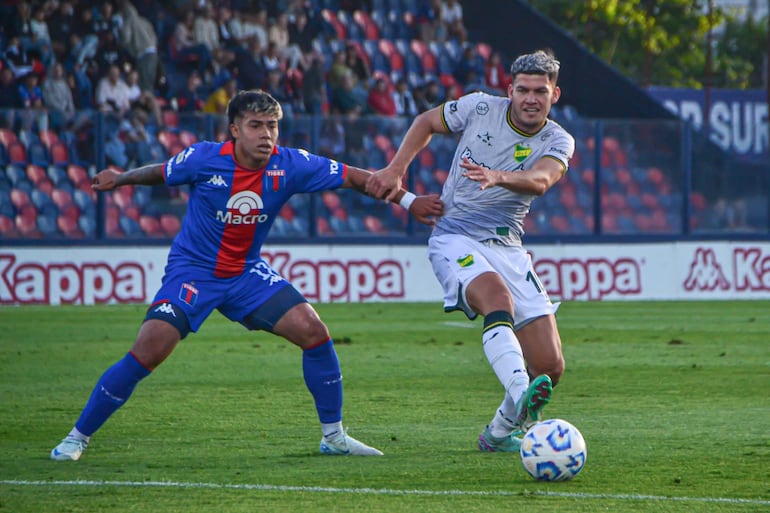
[67,427,90,443]
[322,421,343,439]
[482,324,528,436]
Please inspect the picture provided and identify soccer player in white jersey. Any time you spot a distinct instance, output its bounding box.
[366,49,575,451]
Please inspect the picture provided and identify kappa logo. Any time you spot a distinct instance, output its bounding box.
[683,248,730,291]
[298,148,311,161]
[154,303,177,317]
[216,191,268,224]
[207,174,228,187]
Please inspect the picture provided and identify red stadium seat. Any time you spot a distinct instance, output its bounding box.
[178,130,198,147]
[160,214,181,237]
[8,142,27,164]
[139,215,164,237]
[10,188,31,209]
[67,164,89,187]
[0,128,19,147]
[321,9,347,39]
[39,129,61,150]
[162,110,179,129]
[50,142,69,165]
[158,130,180,151]
[354,10,380,40]
[0,214,20,237]
[26,164,48,185]
[57,215,84,238]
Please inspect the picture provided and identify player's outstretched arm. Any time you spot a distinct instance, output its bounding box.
[344,166,444,226]
[92,163,166,191]
[365,107,449,202]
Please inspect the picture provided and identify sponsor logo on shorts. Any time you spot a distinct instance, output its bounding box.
[178,283,198,306]
[457,254,475,268]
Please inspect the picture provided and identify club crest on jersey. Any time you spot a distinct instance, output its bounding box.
[266,168,286,192]
[514,144,532,162]
[216,190,269,224]
[457,254,475,268]
[178,282,198,306]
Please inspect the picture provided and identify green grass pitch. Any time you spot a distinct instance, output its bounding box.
[1,301,769,512]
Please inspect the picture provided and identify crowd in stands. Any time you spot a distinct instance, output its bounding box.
[2,0,737,240]
[0,0,506,138]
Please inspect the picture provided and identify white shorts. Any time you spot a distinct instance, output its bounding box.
[428,234,559,328]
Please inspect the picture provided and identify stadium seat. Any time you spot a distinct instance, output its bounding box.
[321,9,347,39]
[139,214,165,237]
[57,214,84,238]
[39,129,61,150]
[16,205,41,238]
[8,142,27,165]
[49,142,69,165]
[354,10,380,40]
[160,214,182,237]
[67,164,90,187]
[26,164,48,185]
[411,40,437,74]
[178,130,198,147]
[0,128,19,148]
[10,188,31,210]
[0,214,19,237]
[119,215,143,236]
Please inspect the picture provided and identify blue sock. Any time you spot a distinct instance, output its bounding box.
[74,352,151,436]
[302,339,343,424]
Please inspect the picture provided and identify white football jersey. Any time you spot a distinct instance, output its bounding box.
[432,91,575,246]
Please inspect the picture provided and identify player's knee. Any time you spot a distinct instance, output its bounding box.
[530,356,564,386]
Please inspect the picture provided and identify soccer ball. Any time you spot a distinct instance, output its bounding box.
[520,419,587,481]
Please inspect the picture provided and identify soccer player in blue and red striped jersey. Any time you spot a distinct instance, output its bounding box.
[51,89,443,461]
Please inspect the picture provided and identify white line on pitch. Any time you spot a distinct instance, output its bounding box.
[1,479,768,506]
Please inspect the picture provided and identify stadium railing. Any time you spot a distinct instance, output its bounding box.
[0,108,768,245]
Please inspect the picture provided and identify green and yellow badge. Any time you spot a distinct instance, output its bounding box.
[514,144,532,162]
[457,254,475,268]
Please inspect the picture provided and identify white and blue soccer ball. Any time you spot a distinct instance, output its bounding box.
[520,418,587,481]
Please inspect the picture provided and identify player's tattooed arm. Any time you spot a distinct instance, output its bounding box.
[92,163,165,191]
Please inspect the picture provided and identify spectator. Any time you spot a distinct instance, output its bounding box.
[96,64,132,117]
[116,0,160,94]
[228,9,268,51]
[416,0,444,42]
[42,62,76,130]
[29,5,54,67]
[269,12,302,69]
[93,29,132,78]
[47,1,77,62]
[172,10,213,76]
[126,69,162,126]
[331,73,366,115]
[68,8,100,68]
[173,70,205,113]
[202,77,237,115]
[422,79,443,110]
[454,46,483,86]
[0,68,22,110]
[441,0,467,43]
[265,68,295,116]
[367,76,396,116]
[235,36,268,89]
[193,3,235,75]
[327,50,352,93]
[3,36,35,79]
[345,43,370,86]
[289,10,319,55]
[485,51,511,94]
[392,77,418,117]
[301,51,326,115]
[261,41,283,74]
[18,71,48,132]
[67,66,95,110]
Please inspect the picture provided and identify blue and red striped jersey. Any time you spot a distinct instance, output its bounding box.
[162,140,347,278]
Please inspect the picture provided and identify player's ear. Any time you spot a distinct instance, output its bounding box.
[551,86,561,104]
[229,122,238,140]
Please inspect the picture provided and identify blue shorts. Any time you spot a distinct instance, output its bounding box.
[144,259,307,338]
